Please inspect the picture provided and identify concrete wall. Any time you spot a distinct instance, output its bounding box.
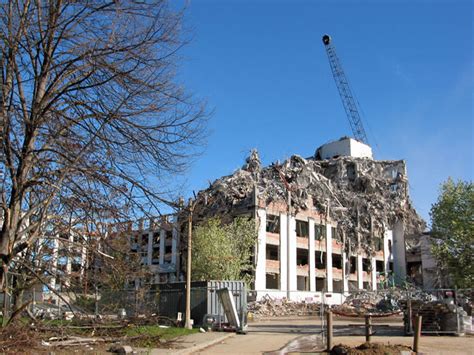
[392,220,407,284]
[420,233,440,289]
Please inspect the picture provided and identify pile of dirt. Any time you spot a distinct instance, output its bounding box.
[331,342,412,354]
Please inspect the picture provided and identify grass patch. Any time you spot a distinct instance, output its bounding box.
[126,325,197,340]
[125,326,198,347]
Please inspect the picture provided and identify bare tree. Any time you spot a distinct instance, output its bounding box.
[0,0,206,323]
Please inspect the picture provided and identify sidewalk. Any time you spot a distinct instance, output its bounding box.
[136,331,236,354]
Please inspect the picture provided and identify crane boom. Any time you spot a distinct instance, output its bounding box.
[322,34,369,145]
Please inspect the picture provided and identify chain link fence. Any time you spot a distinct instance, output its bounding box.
[403,288,473,335]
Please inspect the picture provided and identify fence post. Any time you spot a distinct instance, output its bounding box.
[326,310,333,352]
[365,315,372,343]
[455,286,461,335]
[413,315,422,353]
[406,298,413,334]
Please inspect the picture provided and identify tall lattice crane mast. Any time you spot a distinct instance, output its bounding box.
[322,34,369,145]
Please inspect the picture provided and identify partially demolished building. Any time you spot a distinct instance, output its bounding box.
[192,137,425,303]
[60,137,424,304]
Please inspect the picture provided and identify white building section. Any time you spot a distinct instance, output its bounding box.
[316,137,373,160]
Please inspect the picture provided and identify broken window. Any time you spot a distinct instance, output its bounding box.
[266,214,280,234]
[297,276,309,291]
[374,237,383,252]
[362,258,370,272]
[296,220,309,238]
[388,240,392,254]
[297,248,308,266]
[140,234,148,257]
[315,224,326,240]
[131,234,139,251]
[349,281,358,291]
[316,277,325,291]
[350,256,357,273]
[332,254,342,269]
[266,244,279,261]
[333,280,343,293]
[315,251,326,269]
[153,232,160,245]
[376,260,384,272]
[71,263,81,273]
[152,232,160,264]
[389,262,394,272]
[165,230,172,242]
[266,273,279,289]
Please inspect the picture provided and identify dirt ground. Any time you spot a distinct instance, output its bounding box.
[196,316,474,355]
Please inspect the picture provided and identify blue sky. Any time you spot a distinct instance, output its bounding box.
[173,0,473,224]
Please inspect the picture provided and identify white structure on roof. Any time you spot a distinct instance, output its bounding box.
[316,137,373,160]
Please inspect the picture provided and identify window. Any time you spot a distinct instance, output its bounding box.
[333,280,343,293]
[332,254,342,269]
[315,251,326,269]
[296,220,309,238]
[266,215,280,234]
[297,276,309,291]
[153,232,160,245]
[362,258,370,272]
[350,257,357,273]
[266,273,279,289]
[316,277,325,291]
[297,248,308,266]
[374,237,383,251]
[315,224,326,240]
[266,244,279,261]
[376,260,384,272]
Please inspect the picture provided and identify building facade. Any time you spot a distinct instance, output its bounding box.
[42,137,424,307]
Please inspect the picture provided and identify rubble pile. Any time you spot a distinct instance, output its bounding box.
[333,288,435,316]
[248,295,320,318]
[195,148,425,253]
[334,290,401,316]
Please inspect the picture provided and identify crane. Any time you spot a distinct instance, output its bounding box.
[322,34,369,145]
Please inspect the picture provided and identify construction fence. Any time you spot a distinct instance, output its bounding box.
[403,288,473,336]
[29,280,247,328]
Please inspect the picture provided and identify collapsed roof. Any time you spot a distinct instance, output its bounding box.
[194,148,425,254]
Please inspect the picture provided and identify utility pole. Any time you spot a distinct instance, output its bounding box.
[185,198,194,330]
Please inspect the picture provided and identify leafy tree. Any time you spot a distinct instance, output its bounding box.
[192,217,257,283]
[430,178,473,288]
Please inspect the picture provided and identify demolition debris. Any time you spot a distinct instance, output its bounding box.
[248,295,320,319]
[194,147,425,253]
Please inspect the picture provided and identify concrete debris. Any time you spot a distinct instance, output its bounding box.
[242,149,261,174]
[194,150,425,254]
[247,295,320,319]
[109,344,134,354]
[333,288,435,316]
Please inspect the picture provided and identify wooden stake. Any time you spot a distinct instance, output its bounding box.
[327,310,333,352]
[413,315,422,353]
[365,315,372,343]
